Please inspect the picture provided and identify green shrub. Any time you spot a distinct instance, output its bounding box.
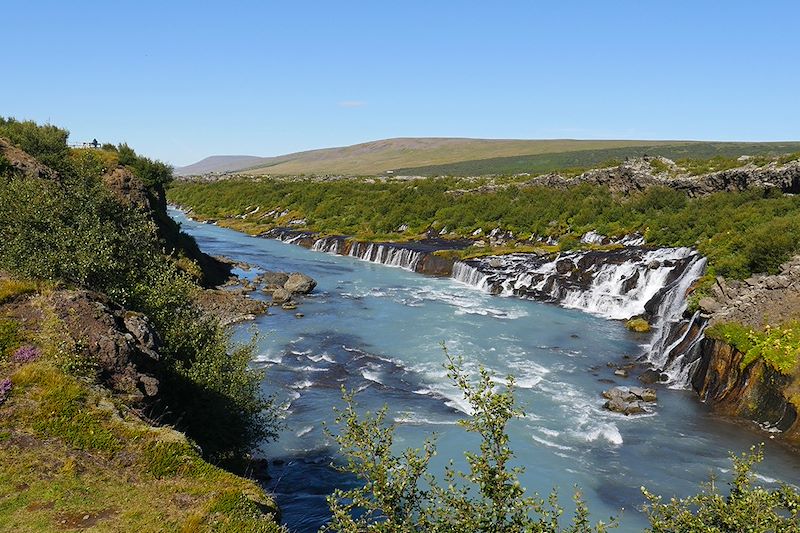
[117,142,173,187]
[326,348,615,532]
[648,158,672,175]
[678,155,746,176]
[169,177,800,281]
[643,446,800,531]
[0,117,72,176]
[0,139,276,462]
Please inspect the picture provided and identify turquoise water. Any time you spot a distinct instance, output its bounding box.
[172,209,800,532]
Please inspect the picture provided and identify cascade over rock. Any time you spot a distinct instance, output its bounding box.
[262,226,710,377]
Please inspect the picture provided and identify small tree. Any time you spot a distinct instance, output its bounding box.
[325,346,615,532]
[642,445,800,532]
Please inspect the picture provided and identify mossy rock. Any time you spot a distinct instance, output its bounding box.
[626,317,651,333]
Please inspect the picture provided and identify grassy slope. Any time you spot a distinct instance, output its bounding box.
[238,138,684,176]
[187,138,800,178]
[395,141,800,176]
[0,361,282,533]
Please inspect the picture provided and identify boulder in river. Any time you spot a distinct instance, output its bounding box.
[261,272,290,289]
[271,288,292,304]
[602,386,657,415]
[284,273,317,294]
[638,369,668,384]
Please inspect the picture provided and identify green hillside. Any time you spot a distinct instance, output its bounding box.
[236,138,683,176]
[395,141,800,176]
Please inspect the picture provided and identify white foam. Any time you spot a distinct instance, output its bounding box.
[532,434,575,451]
[308,353,336,363]
[296,425,314,437]
[254,352,283,364]
[361,369,384,385]
[581,426,623,446]
[394,413,460,425]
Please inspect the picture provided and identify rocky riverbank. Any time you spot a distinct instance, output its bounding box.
[687,256,800,448]
[525,156,800,197]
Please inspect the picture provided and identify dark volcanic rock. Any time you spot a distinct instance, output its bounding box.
[638,369,665,384]
[41,290,163,402]
[416,254,455,276]
[260,272,290,289]
[555,259,574,275]
[692,338,799,443]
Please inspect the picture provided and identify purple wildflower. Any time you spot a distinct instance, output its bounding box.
[0,378,11,404]
[12,345,41,363]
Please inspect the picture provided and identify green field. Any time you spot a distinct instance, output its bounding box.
[395,141,800,176]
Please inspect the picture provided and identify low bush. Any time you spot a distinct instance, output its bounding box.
[643,446,800,531]
[327,349,615,532]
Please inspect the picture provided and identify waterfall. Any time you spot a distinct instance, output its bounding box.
[558,248,695,320]
[644,255,708,386]
[339,241,423,271]
[452,248,708,387]
[312,237,341,254]
[452,261,491,290]
[454,248,697,320]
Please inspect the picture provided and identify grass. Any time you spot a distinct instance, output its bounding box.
[240,138,682,176]
[0,319,22,360]
[0,278,37,305]
[0,361,283,532]
[706,321,800,375]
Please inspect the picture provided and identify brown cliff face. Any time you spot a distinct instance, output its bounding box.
[0,137,59,180]
[692,337,799,446]
[100,166,232,287]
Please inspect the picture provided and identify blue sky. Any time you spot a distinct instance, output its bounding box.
[3,1,799,165]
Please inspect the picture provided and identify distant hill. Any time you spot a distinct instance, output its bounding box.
[173,155,269,176]
[176,138,800,177]
[395,141,800,177]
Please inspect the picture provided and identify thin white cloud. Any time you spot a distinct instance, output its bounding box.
[338,100,367,108]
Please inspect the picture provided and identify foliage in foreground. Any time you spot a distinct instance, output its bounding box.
[328,350,800,532]
[642,446,800,532]
[326,349,615,532]
[0,118,275,461]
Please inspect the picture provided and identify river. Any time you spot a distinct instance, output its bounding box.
[171,208,800,532]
